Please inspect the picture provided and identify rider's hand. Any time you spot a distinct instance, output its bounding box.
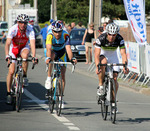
[5,55,11,66]
[71,57,77,65]
[123,67,129,74]
[45,57,51,64]
[32,57,38,64]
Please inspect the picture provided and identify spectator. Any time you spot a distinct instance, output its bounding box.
[0,31,7,44]
[67,24,72,33]
[76,21,85,29]
[29,20,34,29]
[40,24,48,57]
[47,19,54,33]
[98,26,104,37]
[71,22,76,29]
[82,23,97,64]
[103,22,108,33]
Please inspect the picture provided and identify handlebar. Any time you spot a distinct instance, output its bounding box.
[97,62,127,72]
[46,61,75,73]
[7,57,36,69]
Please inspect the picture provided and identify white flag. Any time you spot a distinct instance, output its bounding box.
[123,0,147,45]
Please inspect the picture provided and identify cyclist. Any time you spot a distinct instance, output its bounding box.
[45,20,77,108]
[5,14,38,104]
[94,23,129,111]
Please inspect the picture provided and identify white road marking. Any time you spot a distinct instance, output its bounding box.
[24,89,80,130]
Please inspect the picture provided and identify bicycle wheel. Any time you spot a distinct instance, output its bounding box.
[110,79,117,124]
[16,74,23,112]
[55,75,63,116]
[11,78,16,110]
[101,81,108,120]
[48,88,55,113]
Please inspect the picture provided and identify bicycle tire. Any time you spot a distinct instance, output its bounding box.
[101,80,108,120]
[110,79,117,124]
[11,78,16,110]
[48,89,55,113]
[56,75,63,116]
[16,74,23,112]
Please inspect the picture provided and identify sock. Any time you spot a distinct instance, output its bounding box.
[23,74,27,78]
[7,92,11,95]
[47,77,51,81]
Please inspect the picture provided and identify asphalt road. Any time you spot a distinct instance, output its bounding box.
[0,44,150,131]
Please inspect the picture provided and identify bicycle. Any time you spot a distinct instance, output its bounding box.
[8,56,36,112]
[97,62,127,124]
[46,60,75,116]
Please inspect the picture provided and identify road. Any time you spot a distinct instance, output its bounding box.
[0,44,150,131]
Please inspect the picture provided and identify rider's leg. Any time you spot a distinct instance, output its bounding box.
[61,66,66,94]
[6,63,15,93]
[21,48,30,77]
[113,72,118,98]
[98,56,107,86]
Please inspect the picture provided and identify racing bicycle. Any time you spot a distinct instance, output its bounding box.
[46,60,75,116]
[97,62,127,124]
[8,57,36,112]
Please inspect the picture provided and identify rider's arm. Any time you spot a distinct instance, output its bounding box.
[120,48,128,65]
[95,47,101,67]
[5,38,11,56]
[66,45,73,61]
[46,34,53,61]
[30,39,36,57]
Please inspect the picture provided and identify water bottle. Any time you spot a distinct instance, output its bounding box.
[52,77,56,88]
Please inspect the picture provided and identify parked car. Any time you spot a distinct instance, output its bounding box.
[69,28,86,60]
[33,24,43,48]
[0,21,8,39]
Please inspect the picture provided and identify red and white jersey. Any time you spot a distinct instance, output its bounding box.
[7,24,35,49]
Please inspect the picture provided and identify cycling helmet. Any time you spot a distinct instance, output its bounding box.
[106,23,120,35]
[17,14,29,22]
[51,20,63,32]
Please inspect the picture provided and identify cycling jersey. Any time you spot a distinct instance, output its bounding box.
[46,29,70,51]
[46,29,70,62]
[7,24,35,59]
[95,33,125,72]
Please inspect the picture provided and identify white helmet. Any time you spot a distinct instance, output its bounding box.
[17,14,29,22]
[51,20,63,32]
[106,23,120,35]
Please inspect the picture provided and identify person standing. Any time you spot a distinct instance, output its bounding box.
[82,23,97,64]
[0,31,7,44]
[40,24,48,57]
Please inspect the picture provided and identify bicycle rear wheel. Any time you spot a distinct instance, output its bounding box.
[55,76,63,116]
[110,79,117,124]
[48,89,55,113]
[16,74,23,112]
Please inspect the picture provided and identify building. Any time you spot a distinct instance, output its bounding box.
[0,0,21,21]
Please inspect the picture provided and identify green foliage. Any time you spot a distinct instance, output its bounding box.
[21,0,150,25]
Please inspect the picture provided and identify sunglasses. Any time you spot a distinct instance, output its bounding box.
[19,21,28,24]
[108,33,117,36]
[53,30,62,33]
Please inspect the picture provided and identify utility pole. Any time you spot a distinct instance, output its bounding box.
[34,0,38,23]
[51,0,57,20]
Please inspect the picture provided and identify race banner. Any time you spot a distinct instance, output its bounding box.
[123,0,147,45]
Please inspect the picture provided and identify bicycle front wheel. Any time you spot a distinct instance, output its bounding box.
[55,76,63,116]
[16,74,23,112]
[110,79,117,124]
[48,89,55,113]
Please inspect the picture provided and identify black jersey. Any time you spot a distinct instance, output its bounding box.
[95,33,125,51]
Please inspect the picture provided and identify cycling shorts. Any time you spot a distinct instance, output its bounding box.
[9,44,30,63]
[53,48,67,63]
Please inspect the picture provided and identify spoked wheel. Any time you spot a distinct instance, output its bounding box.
[110,79,117,124]
[16,75,23,112]
[55,76,63,116]
[101,99,108,120]
[48,89,55,113]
